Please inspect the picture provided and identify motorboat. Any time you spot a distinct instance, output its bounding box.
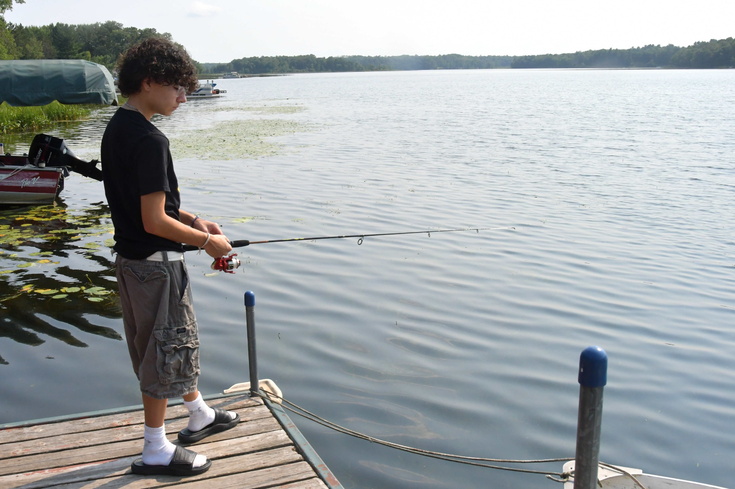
[188,81,226,99]
[0,134,102,206]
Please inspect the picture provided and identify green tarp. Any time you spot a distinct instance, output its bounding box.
[0,59,117,106]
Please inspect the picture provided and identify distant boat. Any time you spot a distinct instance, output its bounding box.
[188,81,226,99]
[223,71,239,78]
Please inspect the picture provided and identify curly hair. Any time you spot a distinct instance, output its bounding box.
[116,37,199,97]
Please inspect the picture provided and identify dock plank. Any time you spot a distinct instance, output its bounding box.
[175,462,325,489]
[0,397,261,446]
[278,480,330,489]
[0,431,296,489]
[1,411,283,476]
[0,402,273,460]
[0,393,341,489]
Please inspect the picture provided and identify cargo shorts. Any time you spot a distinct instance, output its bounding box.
[115,252,200,399]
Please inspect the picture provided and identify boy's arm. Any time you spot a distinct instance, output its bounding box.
[179,209,225,235]
[141,192,232,257]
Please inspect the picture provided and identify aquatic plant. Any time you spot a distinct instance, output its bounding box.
[169,103,312,160]
[0,101,93,134]
[0,202,121,356]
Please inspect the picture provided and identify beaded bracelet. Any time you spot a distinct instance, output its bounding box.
[191,215,200,228]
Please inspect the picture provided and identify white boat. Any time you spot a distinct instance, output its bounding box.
[562,461,728,489]
[187,81,226,99]
[223,71,240,78]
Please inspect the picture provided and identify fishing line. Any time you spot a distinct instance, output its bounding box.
[183,226,514,252]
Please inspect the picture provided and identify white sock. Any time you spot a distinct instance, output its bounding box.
[141,425,176,466]
[184,393,215,432]
[184,393,237,432]
[142,425,208,468]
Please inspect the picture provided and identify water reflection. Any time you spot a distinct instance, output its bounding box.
[0,199,121,365]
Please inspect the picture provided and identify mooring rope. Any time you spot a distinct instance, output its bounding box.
[254,390,572,480]
[254,389,648,488]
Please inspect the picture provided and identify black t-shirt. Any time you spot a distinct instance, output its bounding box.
[101,108,183,259]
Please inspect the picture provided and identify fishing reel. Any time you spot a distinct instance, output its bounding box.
[211,253,241,273]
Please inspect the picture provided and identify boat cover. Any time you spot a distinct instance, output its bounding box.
[0,60,117,106]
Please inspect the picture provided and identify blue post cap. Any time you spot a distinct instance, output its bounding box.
[244,290,255,307]
[578,346,607,387]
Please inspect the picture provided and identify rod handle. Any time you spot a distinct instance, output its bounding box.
[182,239,251,252]
[231,239,251,248]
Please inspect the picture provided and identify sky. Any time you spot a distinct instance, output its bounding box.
[5,0,735,63]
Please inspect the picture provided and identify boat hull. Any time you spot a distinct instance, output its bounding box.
[0,166,64,205]
[188,93,222,99]
[562,461,727,489]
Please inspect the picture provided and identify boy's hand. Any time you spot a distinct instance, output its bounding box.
[192,217,224,235]
[203,233,232,258]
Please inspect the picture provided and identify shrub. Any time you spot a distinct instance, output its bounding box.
[0,102,92,134]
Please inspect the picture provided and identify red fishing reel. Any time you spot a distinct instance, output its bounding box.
[211,253,241,273]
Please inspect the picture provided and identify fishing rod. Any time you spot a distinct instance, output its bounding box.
[184,226,514,272]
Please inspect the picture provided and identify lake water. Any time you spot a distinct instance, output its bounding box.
[1,69,733,488]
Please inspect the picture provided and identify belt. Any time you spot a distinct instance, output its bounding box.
[146,251,185,262]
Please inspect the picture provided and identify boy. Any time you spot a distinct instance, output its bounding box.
[101,37,238,476]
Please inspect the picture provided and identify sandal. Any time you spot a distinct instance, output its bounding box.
[178,408,240,444]
[131,445,211,476]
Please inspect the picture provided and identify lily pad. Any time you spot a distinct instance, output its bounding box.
[37,289,60,295]
[85,286,111,296]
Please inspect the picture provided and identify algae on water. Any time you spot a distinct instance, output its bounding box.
[169,105,312,161]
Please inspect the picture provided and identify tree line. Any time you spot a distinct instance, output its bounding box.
[196,39,735,74]
[210,39,734,73]
[0,2,206,72]
[0,0,732,74]
[511,38,735,69]
[202,54,515,74]
[0,18,189,70]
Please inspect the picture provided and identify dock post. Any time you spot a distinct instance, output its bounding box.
[573,346,607,489]
[245,291,259,397]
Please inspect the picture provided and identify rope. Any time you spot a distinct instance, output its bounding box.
[254,390,572,480]
[254,390,649,487]
[598,463,647,489]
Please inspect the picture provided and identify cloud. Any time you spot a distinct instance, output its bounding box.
[187,1,222,17]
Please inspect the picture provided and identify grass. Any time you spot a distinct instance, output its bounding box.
[0,101,93,134]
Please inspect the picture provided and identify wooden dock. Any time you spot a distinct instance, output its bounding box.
[0,391,342,488]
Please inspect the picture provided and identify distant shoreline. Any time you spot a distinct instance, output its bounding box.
[200,38,735,74]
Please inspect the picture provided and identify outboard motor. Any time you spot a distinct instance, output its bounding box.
[29,134,103,181]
